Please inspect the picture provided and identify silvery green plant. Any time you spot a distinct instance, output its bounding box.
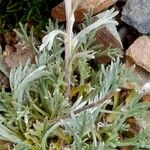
[39,0,118,98]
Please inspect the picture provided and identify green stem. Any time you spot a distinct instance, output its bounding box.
[113,92,119,109]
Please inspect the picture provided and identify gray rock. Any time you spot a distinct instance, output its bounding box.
[122,0,150,34]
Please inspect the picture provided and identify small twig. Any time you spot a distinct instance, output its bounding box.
[49,90,115,125]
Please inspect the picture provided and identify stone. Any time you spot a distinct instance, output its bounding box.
[0,140,12,150]
[3,33,36,71]
[51,0,118,22]
[122,0,150,34]
[96,24,122,50]
[3,45,16,57]
[126,36,150,72]
[0,72,9,88]
[125,60,150,103]
[3,47,36,71]
[4,31,19,44]
[142,95,150,102]
[95,22,123,64]
[125,58,150,86]
[78,12,123,64]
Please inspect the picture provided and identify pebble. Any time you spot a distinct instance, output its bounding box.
[122,0,150,34]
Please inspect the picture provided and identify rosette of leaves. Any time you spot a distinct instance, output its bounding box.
[0,0,150,150]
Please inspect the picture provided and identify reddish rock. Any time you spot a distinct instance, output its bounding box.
[95,55,111,64]
[51,0,118,22]
[3,47,36,71]
[3,45,16,57]
[142,95,150,102]
[0,72,9,88]
[96,27,122,50]
[125,57,150,86]
[0,140,12,150]
[4,31,19,44]
[77,13,122,64]
[3,32,36,71]
[95,23,122,64]
[126,36,150,72]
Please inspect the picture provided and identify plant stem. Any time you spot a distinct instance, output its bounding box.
[64,0,74,98]
[49,90,116,125]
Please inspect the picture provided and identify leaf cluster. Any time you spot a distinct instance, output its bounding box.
[0,4,149,150]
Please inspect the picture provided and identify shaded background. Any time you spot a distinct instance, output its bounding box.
[0,0,63,32]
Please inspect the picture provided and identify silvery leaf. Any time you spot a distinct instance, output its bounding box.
[40,30,67,51]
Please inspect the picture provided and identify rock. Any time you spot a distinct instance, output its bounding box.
[142,95,150,102]
[0,72,9,88]
[3,32,36,71]
[3,45,16,57]
[126,117,140,137]
[0,140,12,150]
[95,22,123,64]
[122,0,150,34]
[125,58,150,103]
[2,33,36,86]
[96,24,122,50]
[51,0,118,22]
[125,58,150,87]
[126,36,150,72]
[3,47,36,71]
[78,12,123,64]
[4,31,19,44]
